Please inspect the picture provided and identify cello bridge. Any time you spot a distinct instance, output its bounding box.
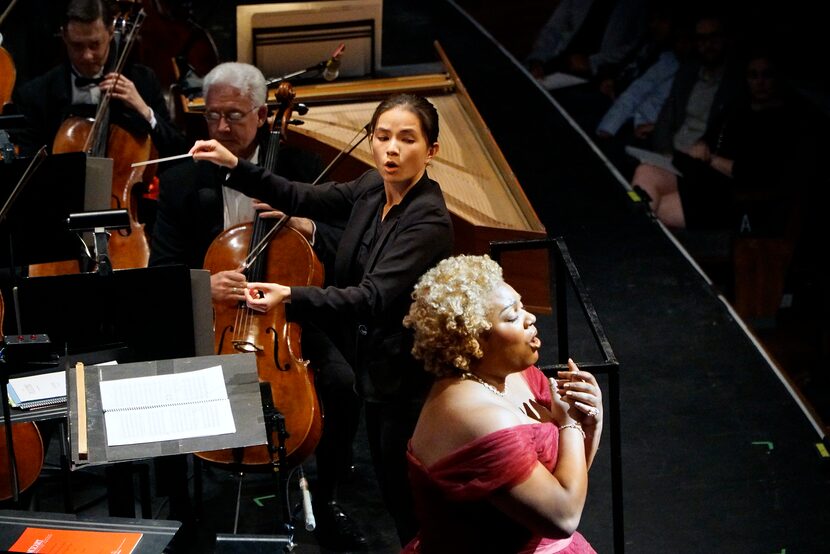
[232,340,263,353]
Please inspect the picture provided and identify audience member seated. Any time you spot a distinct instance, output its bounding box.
[527,0,680,135]
[402,255,603,553]
[526,0,649,82]
[595,19,693,176]
[632,51,812,234]
[597,2,680,100]
[645,11,741,156]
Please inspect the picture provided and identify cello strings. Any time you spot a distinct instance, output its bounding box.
[242,214,290,269]
[237,218,264,349]
[233,300,246,346]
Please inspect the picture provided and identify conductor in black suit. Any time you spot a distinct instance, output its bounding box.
[150,62,374,550]
[190,93,454,546]
[11,0,186,157]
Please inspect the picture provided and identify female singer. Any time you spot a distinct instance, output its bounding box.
[402,254,602,553]
[189,93,453,545]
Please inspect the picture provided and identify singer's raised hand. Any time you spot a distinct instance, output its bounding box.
[189,139,239,168]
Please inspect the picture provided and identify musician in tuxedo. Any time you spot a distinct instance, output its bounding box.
[11,0,186,157]
[149,62,366,551]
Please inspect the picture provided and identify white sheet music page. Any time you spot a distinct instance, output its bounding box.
[99,365,236,446]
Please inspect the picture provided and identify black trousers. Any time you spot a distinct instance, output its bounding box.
[364,399,422,546]
[302,323,362,502]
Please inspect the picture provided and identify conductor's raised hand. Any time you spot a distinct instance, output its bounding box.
[190,139,238,168]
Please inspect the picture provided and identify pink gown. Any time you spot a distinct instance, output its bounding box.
[403,366,596,554]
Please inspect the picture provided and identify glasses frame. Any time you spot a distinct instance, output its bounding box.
[203,106,259,125]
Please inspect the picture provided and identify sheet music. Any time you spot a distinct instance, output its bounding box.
[99,365,236,446]
[7,371,65,405]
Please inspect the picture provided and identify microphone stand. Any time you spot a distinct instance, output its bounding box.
[265,60,328,88]
[265,44,344,87]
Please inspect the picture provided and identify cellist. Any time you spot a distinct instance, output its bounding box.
[10,0,186,158]
[149,62,366,550]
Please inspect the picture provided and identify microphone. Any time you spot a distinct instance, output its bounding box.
[322,43,346,82]
[299,471,316,531]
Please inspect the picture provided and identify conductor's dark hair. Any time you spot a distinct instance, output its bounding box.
[369,93,439,144]
[64,0,115,26]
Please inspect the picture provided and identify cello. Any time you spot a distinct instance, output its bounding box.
[0,0,19,109]
[0,291,45,502]
[0,44,14,109]
[41,7,153,275]
[196,82,324,470]
[0,36,17,161]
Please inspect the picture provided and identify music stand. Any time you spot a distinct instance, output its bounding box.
[0,151,90,269]
[0,509,180,552]
[0,115,26,131]
[11,264,201,515]
[15,265,197,364]
[67,353,265,467]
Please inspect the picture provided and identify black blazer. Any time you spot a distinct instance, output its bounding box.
[148,159,226,270]
[149,143,334,271]
[12,62,187,157]
[227,161,454,402]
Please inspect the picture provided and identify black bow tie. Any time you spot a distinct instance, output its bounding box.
[75,75,104,88]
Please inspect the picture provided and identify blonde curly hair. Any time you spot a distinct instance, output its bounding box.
[404,255,503,378]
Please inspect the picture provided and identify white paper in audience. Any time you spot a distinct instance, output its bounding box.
[625,146,684,177]
[540,72,589,90]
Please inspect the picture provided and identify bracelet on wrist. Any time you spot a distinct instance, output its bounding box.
[559,422,586,439]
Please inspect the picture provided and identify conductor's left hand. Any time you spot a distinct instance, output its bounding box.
[244,282,291,313]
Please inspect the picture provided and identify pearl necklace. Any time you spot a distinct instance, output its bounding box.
[461,371,507,397]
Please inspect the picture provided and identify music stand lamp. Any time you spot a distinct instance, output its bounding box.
[66,209,130,276]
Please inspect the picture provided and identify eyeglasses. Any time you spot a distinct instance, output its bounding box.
[203,106,258,124]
